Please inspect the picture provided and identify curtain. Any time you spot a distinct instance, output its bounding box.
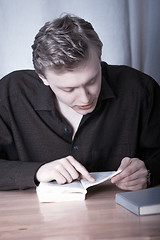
[0,0,160,84]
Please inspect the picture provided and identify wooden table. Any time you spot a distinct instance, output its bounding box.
[0,182,160,240]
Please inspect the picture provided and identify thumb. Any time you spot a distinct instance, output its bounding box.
[118,157,132,171]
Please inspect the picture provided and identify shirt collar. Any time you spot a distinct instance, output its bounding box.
[34,83,56,111]
[99,75,116,101]
[99,61,116,101]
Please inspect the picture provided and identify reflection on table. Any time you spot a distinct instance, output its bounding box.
[0,182,160,240]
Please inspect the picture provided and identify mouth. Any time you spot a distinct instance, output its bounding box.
[78,101,94,110]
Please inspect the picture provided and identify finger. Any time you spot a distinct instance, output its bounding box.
[111,157,134,183]
[116,182,140,191]
[67,156,95,182]
[115,177,147,191]
[118,157,132,170]
[60,158,80,181]
[114,165,148,190]
[52,169,68,185]
[55,163,74,183]
[118,166,148,183]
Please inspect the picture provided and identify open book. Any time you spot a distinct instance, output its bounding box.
[36,170,121,202]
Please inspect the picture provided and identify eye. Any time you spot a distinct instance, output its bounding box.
[88,78,96,86]
[62,88,74,92]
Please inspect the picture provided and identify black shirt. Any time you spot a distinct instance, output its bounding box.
[0,62,160,190]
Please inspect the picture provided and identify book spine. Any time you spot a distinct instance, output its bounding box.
[115,194,140,215]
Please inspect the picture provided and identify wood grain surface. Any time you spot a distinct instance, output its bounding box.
[0,182,160,240]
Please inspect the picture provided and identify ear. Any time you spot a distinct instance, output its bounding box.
[38,74,49,86]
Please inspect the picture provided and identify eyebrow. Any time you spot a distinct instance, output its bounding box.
[59,70,100,90]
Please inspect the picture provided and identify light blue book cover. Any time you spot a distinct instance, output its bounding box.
[115,186,160,216]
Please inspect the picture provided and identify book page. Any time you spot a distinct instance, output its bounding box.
[37,170,121,196]
[38,179,87,194]
[81,170,122,190]
[36,170,122,202]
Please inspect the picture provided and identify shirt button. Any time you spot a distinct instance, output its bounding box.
[73,146,79,150]
[64,127,68,133]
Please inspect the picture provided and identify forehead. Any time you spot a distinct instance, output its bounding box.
[45,49,101,88]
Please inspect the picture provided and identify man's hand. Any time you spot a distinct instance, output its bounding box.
[111,157,148,190]
[36,155,95,184]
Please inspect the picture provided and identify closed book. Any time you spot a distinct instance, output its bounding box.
[115,186,160,216]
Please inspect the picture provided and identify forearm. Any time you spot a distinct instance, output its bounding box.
[138,148,160,187]
[145,157,160,187]
[0,159,45,190]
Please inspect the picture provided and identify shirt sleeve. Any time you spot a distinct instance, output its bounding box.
[0,103,45,190]
[139,77,160,187]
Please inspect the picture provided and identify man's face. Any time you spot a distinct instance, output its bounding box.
[40,49,102,115]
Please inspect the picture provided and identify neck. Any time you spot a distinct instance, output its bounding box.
[56,100,83,138]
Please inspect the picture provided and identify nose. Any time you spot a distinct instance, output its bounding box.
[79,87,90,104]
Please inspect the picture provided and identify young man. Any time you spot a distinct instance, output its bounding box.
[0,14,160,191]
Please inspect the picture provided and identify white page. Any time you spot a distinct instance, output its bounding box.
[38,179,87,194]
[37,170,121,195]
[81,170,122,190]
